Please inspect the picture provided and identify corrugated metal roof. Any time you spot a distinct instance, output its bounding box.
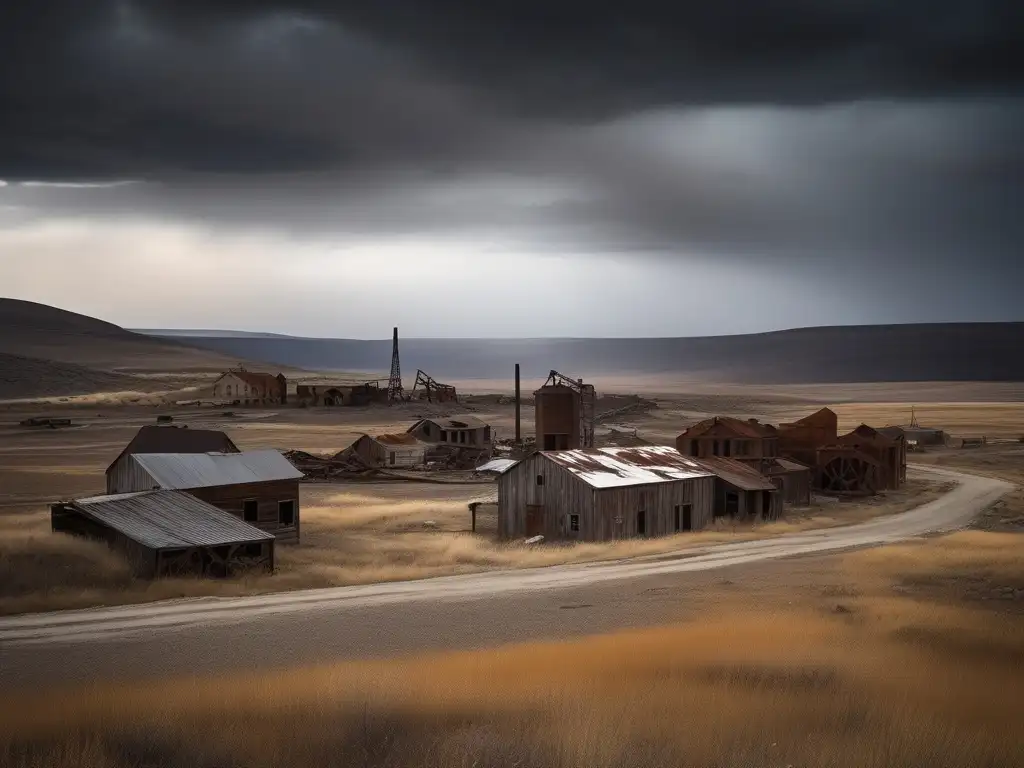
[71,490,273,550]
[769,458,812,473]
[545,446,713,489]
[475,458,519,474]
[692,457,778,492]
[132,450,303,490]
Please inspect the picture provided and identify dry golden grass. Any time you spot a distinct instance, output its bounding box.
[3,531,1023,768]
[0,479,942,615]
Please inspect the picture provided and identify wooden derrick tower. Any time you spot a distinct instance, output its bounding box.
[387,326,404,403]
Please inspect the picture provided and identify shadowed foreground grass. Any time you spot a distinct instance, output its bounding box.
[2,531,1023,768]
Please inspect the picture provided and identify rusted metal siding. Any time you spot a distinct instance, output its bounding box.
[535,386,580,450]
[498,455,715,541]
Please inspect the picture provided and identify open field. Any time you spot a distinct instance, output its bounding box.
[1,390,1020,615]
[3,529,1022,768]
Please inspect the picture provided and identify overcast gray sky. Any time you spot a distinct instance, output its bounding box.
[1,2,1022,338]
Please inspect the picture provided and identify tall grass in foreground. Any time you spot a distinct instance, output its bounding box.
[4,531,1024,768]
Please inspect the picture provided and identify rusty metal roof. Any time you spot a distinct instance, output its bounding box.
[544,446,713,489]
[131,450,303,490]
[691,457,778,492]
[679,416,777,439]
[70,490,273,550]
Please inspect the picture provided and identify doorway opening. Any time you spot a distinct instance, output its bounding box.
[637,510,647,536]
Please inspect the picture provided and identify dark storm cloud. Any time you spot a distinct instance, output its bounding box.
[2,1,1023,179]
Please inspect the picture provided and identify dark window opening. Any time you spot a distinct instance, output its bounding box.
[278,500,296,527]
[544,434,557,450]
[762,492,772,519]
[569,514,580,532]
[440,430,448,442]
[242,499,258,523]
[682,503,693,531]
[637,510,647,536]
[242,543,264,558]
[536,474,545,486]
[725,492,739,517]
[713,440,720,456]
[389,451,396,465]
[690,439,699,456]
[724,440,732,457]
[674,505,681,532]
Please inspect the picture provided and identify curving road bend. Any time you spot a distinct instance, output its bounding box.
[0,465,1012,690]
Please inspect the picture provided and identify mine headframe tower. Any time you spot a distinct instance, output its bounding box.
[411,369,458,403]
[387,326,404,404]
[543,369,597,449]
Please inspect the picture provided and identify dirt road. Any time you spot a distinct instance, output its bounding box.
[0,465,1011,690]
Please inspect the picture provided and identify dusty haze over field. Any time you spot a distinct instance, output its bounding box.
[2,2,1023,337]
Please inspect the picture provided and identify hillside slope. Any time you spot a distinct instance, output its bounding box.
[148,323,1024,384]
[0,299,249,373]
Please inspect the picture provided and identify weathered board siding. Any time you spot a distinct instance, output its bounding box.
[709,480,782,521]
[771,470,812,506]
[107,455,164,495]
[189,479,301,544]
[497,454,715,541]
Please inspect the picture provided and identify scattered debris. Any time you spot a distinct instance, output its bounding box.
[525,535,545,545]
[19,416,73,429]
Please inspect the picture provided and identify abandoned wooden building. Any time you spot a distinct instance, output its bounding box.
[777,408,840,469]
[106,425,240,494]
[341,433,428,468]
[52,490,275,578]
[212,369,287,404]
[407,415,492,449]
[763,458,813,506]
[694,457,783,520]
[534,373,597,451]
[838,424,906,490]
[109,450,304,543]
[497,446,716,541]
[295,382,385,407]
[676,416,780,461]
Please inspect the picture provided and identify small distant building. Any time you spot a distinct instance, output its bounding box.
[213,369,287,404]
[694,457,783,520]
[407,415,492,449]
[106,425,240,494]
[763,458,813,507]
[676,417,779,461]
[498,446,716,541]
[838,424,905,490]
[52,490,275,579]
[778,408,840,469]
[341,433,428,468]
[110,450,304,543]
[296,382,385,407]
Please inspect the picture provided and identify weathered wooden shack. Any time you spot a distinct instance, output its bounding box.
[212,369,287,404]
[112,450,304,543]
[676,417,780,461]
[341,433,428,468]
[51,490,274,578]
[407,415,492,449]
[694,457,783,520]
[106,425,239,494]
[764,458,813,506]
[778,408,840,468]
[498,446,716,541]
[838,425,905,490]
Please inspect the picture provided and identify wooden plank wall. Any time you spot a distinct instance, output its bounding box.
[498,456,716,541]
[190,479,301,544]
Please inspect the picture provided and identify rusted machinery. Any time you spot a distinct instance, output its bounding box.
[411,369,458,403]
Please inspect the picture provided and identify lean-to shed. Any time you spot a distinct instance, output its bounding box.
[51,490,275,578]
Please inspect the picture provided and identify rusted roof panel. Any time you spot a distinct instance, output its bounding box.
[544,446,713,489]
[691,457,777,492]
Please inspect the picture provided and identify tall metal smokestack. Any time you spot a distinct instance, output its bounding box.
[515,363,521,445]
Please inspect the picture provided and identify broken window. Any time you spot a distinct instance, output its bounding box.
[278,500,296,527]
[242,499,258,523]
[569,514,580,532]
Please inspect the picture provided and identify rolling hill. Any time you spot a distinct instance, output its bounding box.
[142,323,1024,384]
[0,299,278,400]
